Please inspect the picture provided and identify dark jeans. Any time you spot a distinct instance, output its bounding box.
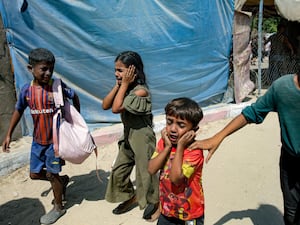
[280,147,300,225]
[157,214,204,225]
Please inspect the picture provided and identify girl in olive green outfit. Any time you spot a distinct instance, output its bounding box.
[102,51,159,220]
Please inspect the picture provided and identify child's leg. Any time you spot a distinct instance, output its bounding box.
[30,169,48,180]
[46,172,63,209]
[105,140,137,214]
[40,172,66,224]
[30,142,66,224]
[105,140,135,203]
[39,172,66,224]
[130,130,159,218]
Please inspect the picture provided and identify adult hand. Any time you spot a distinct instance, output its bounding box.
[189,135,223,163]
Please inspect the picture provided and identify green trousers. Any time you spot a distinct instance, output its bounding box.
[105,132,159,209]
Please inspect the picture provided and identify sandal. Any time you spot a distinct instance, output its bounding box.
[112,195,138,215]
[143,202,159,220]
[40,207,66,224]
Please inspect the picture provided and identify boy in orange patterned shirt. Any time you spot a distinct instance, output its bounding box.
[148,97,205,225]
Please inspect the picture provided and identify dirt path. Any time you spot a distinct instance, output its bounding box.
[0,112,283,225]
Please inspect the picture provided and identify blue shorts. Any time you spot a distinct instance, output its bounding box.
[30,141,63,174]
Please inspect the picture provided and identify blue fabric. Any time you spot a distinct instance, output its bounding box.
[30,141,62,174]
[0,0,234,134]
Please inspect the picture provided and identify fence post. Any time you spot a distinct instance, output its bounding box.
[257,0,264,96]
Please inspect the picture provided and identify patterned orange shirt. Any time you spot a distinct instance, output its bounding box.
[152,138,205,220]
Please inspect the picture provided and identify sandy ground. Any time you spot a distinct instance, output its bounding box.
[0,112,284,225]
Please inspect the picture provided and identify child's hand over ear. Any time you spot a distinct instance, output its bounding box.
[122,65,136,85]
[178,130,195,149]
[161,128,172,150]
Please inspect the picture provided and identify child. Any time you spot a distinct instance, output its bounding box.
[2,48,80,224]
[148,97,205,225]
[190,64,300,225]
[102,51,159,220]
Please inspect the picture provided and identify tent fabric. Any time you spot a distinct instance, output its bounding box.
[233,11,255,103]
[0,0,234,134]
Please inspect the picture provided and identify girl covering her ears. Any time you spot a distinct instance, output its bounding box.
[102,51,159,220]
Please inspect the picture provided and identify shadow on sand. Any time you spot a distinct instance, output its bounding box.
[64,169,110,208]
[0,169,110,224]
[213,204,284,225]
[40,169,110,209]
[0,197,45,225]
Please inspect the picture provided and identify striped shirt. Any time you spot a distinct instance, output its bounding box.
[16,79,74,145]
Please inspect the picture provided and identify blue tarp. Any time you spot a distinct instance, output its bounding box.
[0,0,234,134]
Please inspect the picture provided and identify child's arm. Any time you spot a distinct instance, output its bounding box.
[148,146,171,175]
[61,81,80,112]
[102,81,119,110]
[148,128,172,175]
[169,130,195,185]
[111,65,136,113]
[2,110,23,152]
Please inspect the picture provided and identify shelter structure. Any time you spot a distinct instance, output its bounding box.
[232,0,300,99]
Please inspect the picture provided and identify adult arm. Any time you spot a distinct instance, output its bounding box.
[189,114,248,163]
[2,110,23,152]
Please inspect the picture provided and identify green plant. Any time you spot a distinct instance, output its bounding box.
[251,16,281,33]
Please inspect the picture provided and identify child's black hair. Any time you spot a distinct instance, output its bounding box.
[28,48,55,67]
[115,51,146,85]
[165,97,203,128]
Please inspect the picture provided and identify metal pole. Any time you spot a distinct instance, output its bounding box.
[257,0,264,96]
